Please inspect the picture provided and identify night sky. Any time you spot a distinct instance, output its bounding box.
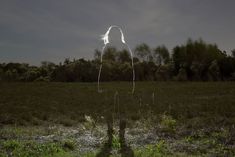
[1,0,235,65]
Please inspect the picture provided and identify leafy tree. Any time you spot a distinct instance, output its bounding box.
[176,67,188,81]
[134,62,145,81]
[135,43,152,62]
[172,39,225,80]
[118,49,131,63]
[190,62,203,81]
[103,47,117,62]
[208,60,220,81]
[94,49,101,61]
[172,46,186,73]
[154,45,170,65]
[119,62,132,81]
[40,61,56,80]
[1,38,235,82]
[64,58,71,65]
[232,49,235,58]
[99,62,113,81]
[155,65,170,81]
[218,56,235,80]
[0,65,3,81]
[24,68,39,81]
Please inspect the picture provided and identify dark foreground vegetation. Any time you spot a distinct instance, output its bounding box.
[0,82,235,156]
[1,39,235,82]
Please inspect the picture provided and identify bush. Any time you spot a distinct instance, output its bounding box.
[160,114,177,133]
[176,68,188,81]
[63,140,76,151]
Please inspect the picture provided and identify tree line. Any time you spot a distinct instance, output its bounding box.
[1,39,235,82]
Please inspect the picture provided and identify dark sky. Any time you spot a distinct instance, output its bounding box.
[1,0,235,65]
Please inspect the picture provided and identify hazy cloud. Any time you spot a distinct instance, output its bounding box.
[0,0,235,65]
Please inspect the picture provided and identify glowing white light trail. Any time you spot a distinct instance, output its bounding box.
[98,25,135,94]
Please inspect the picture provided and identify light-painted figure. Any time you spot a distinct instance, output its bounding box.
[98,25,135,94]
[96,26,135,157]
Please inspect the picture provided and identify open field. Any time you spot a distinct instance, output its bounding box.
[0,82,235,156]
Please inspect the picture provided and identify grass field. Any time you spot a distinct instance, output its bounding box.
[0,82,235,156]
